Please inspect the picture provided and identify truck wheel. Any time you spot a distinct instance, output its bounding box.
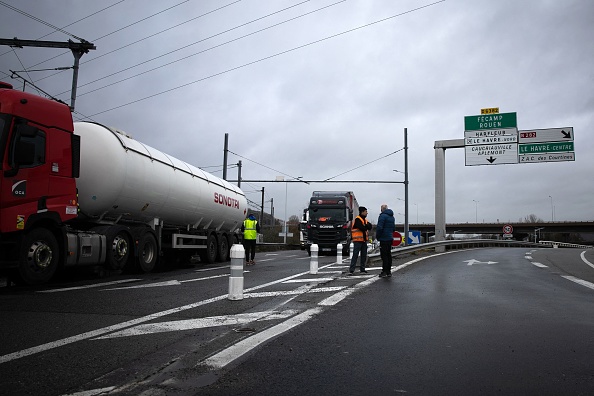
[205,233,218,264]
[105,226,131,270]
[135,232,158,273]
[17,228,59,285]
[217,234,230,262]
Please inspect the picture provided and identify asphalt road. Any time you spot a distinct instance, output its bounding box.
[1,247,593,395]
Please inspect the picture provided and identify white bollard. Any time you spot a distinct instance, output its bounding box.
[310,244,319,274]
[336,243,342,264]
[228,244,245,300]
[349,242,354,259]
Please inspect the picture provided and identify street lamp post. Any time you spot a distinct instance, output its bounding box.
[548,195,554,221]
[472,200,479,223]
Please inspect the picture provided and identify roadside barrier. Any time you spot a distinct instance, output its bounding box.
[228,244,245,300]
[336,243,342,264]
[310,244,319,274]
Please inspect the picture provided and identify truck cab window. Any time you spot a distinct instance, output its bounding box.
[8,123,46,168]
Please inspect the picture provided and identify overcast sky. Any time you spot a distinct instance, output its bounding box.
[1,0,593,227]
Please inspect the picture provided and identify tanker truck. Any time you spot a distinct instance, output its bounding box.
[0,81,248,285]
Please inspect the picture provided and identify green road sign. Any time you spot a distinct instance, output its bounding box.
[518,142,574,154]
[465,112,517,131]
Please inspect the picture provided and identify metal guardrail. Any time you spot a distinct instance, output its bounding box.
[366,239,592,265]
[538,240,594,249]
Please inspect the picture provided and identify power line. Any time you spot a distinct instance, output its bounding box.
[0,1,86,42]
[84,1,445,117]
[323,148,404,181]
[56,0,316,97]
[0,0,126,58]
[27,0,193,70]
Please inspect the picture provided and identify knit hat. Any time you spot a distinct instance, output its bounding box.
[359,206,367,213]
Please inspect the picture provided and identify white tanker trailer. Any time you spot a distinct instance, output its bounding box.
[0,79,248,285]
[70,122,248,271]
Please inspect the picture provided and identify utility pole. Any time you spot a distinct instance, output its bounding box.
[404,127,409,246]
[236,160,242,188]
[260,187,265,225]
[0,38,96,111]
[223,133,228,180]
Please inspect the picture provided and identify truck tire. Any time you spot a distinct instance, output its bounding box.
[204,233,218,264]
[104,225,131,270]
[217,234,230,262]
[16,228,59,285]
[135,232,158,273]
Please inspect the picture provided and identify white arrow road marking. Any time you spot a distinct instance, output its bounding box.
[531,262,548,268]
[104,273,236,290]
[93,309,299,339]
[464,259,498,266]
[561,275,594,291]
[37,279,142,293]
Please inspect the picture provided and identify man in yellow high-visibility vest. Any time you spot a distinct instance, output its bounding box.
[241,214,260,265]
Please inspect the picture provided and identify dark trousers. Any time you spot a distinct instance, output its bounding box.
[380,240,393,273]
[349,242,367,272]
[243,239,256,261]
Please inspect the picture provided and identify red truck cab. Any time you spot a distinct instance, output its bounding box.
[0,82,79,283]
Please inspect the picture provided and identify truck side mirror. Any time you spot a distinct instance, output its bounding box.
[15,124,38,138]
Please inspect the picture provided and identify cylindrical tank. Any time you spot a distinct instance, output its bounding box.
[74,122,247,232]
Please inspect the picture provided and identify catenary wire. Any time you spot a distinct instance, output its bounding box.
[83,1,445,118]
[54,0,315,96]
[0,1,86,42]
[0,0,127,58]
[26,0,194,70]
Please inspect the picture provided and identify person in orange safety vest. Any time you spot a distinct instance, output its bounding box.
[349,206,373,274]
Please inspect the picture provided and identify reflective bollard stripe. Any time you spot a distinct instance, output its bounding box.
[336,243,342,264]
[228,244,245,300]
[310,244,318,275]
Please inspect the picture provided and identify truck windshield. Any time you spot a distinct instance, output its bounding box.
[309,208,346,222]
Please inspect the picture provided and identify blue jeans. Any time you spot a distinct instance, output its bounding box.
[349,242,367,272]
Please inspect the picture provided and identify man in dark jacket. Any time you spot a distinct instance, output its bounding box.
[376,204,396,277]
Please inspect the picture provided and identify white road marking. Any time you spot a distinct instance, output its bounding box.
[283,278,334,283]
[531,262,548,268]
[62,386,116,396]
[0,263,339,364]
[94,310,299,339]
[243,287,346,298]
[201,307,323,369]
[195,266,228,272]
[581,251,594,269]
[320,251,456,306]
[561,275,594,290]
[525,256,533,260]
[105,274,233,290]
[37,279,142,293]
[464,259,497,266]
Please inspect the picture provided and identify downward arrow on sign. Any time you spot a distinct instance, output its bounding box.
[562,129,572,139]
[487,156,496,163]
